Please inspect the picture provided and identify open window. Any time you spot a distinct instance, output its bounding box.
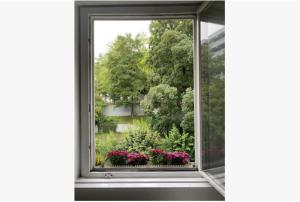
[75,0,224,196]
[92,18,197,171]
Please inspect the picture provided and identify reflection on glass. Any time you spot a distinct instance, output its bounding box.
[201,21,225,170]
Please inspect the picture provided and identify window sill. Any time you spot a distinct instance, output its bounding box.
[75,177,211,188]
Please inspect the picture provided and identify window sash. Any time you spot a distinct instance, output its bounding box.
[77,2,203,178]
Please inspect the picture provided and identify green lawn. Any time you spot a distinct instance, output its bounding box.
[95,131,125,142]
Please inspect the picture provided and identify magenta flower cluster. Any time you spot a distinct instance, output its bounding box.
[127,153,149,165]
[107,150,128,165]
[151,149,165,155]
[107,149,190,166]
[150,149,189,165]
[107,150,128,158]
[107,150,149,166]
[166,151,189,165]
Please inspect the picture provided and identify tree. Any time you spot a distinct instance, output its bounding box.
[148,19,193,49]
[140,19,195,136]
[100,34,148,116]
[149,31,193,95]
[141,84,180,136]
[148,20,193,96]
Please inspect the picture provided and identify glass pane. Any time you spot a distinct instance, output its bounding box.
[200,21,225,170]
[93,19,195,170]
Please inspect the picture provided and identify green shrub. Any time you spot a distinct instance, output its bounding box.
[181,88,194,113]
[162,125,194,161]
[97,115,117,133]
[180,111,194,135]
[94,97,117,133]
[102,117,117,132]
[119,120,161,154]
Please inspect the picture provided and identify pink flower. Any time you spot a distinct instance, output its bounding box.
[151,149,166,155]
[127,153,149,165]
[107,150,128,158]
[166,151,189,165]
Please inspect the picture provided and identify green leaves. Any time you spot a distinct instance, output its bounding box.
[141,84,180,136]
[162,125,194,160]
[95,34,148,115]
[182,88,194,113]
[181,88,194,135]
[148,20,193,96]
[120,120,161,154]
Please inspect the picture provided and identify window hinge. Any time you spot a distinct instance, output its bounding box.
[88,104,91,112]
[88,38,91,44]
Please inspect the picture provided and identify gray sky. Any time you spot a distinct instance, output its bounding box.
[94,20,151,59]
[94,20,223,59]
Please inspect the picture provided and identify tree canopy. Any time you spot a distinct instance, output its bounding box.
[148,20,194,96]
[141,84,180,136]
[95,34,148,116]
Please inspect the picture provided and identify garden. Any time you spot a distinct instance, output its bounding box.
[93,19,195,168]
[95,115,194,168]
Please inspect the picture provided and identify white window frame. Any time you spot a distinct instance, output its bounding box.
[75,3,225,193]
[89,15,199,175]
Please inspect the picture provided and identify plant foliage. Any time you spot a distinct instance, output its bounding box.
[141,84,180,136]
[119,120,161,154]
[162,125,194,160]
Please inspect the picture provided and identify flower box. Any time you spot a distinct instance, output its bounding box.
[106,149,190,167]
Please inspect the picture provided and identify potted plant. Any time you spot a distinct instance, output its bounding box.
[127,153,149,166]
[107,150,128,166]
[150,149,168,165]
[166,151,189,165]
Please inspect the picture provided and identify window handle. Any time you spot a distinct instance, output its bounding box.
[104,173,113,179]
